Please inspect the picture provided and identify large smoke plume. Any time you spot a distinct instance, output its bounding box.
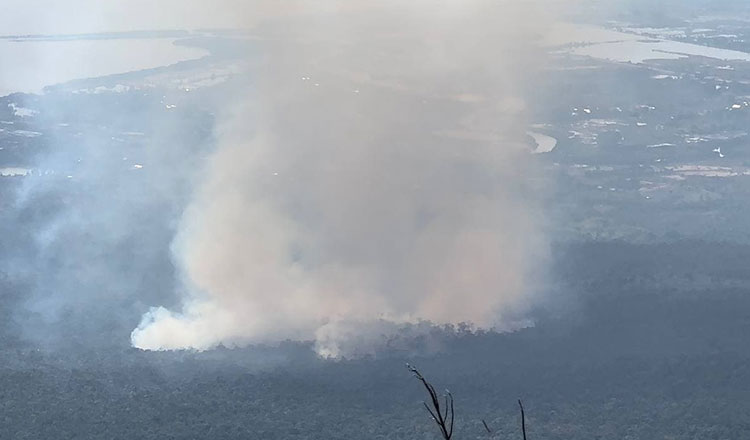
[130,0,554,357]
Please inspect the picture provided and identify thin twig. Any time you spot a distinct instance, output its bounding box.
[481,419,492,434]
[518,399,527,440]
[448,392,454,438]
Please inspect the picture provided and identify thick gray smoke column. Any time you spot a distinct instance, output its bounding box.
[132,0,552,357]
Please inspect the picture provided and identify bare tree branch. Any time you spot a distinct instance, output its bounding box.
[448,392,454,438]
[423,401,440,423]
[518,399,527,440]
[481,419,492,434]
[406,363,531,440]
[407,364,455,440]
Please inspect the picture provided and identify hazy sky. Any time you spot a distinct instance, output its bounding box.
[0,1,554,35]
[0,1,570,36]
[0,0,263,35]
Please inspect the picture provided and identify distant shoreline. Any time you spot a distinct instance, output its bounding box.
[0,35,210,97]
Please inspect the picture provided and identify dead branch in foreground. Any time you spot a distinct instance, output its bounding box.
[519,399,527,440]
[407,364,530,439]
[407,363,454,440]
[481,418,492,434]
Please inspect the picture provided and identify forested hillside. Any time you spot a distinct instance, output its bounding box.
[2,241,749,439]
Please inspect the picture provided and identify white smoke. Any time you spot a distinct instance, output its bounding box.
[131,0,555,357]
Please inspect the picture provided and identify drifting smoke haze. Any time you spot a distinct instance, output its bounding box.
[0,0,562,357]
[130,0,555,357]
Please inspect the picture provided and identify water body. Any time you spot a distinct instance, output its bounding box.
[571,38,750,64]
[528,131,558,154]
[0,37,209,97]
[547,23,750,64]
